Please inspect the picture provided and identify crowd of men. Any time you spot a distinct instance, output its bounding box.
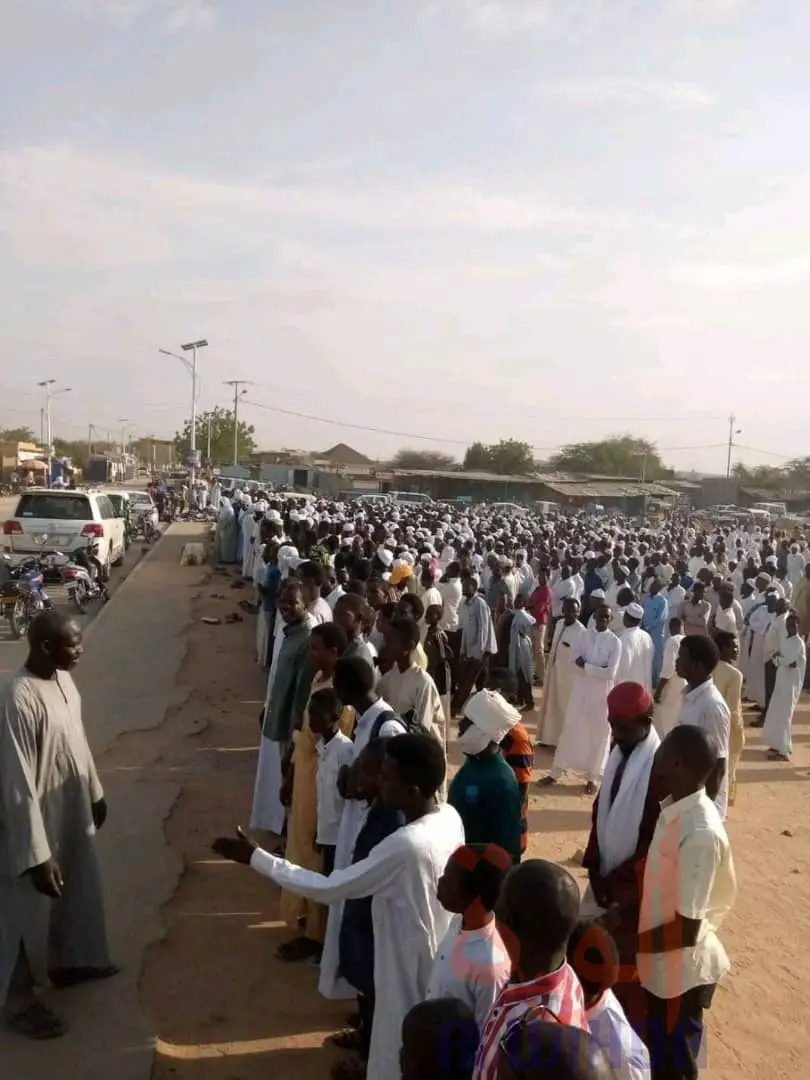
[2,489,809,1080]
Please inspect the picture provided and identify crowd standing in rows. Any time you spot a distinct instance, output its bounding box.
[3,486,808,1080]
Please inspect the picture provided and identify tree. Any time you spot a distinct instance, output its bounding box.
[732,462,786,487]
[463,439,535,475]
[548,436,674,479]
[0,427,36,443]
[391,448,456,471]
[463,441,491,471]
[173,407,256,466]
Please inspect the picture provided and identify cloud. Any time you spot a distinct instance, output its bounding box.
[672,256,810,289]
[430,0,624,39]
[666,0,743,19]
[0,144,634,273]
[537,77,714,108]
[66,0,218,32]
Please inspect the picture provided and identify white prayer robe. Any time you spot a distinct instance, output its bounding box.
[240,512,257,578]
[746,605,772,708]
[251,804,465,1080]
[537,618,586,747]
[614,627,654,695]
[551,628,622,782]
[653,634,685,738]
[762,635,806,756]
[0,670,111,1005]
[787,552,806,588]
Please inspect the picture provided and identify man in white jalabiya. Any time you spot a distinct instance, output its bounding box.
[652,616,685,738]
[540,604,622,795]
[0,613,117,1040]
[762,611,807,761]
[613,602,654,695]
[536,597,585,748]
[214,734,464,1080]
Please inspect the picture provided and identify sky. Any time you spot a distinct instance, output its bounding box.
[3,0,810,474]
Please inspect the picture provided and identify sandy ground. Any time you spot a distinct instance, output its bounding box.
[134,588,810,1080]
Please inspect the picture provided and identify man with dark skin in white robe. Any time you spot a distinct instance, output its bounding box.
[0,612,117,1039]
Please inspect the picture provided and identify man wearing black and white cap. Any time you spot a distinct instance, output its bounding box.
[613,602,654,695]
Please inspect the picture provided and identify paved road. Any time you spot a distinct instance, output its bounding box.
[0,523,207,1080]
[0,535,160,686]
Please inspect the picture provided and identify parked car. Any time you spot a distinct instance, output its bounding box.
[1,488,127,573]
[389,490,434,508]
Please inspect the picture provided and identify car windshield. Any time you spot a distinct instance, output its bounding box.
[16,494,93,521]
[129,493,152,506]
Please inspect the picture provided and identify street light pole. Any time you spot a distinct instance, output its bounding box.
[726,415,742,479]
[159,340,208,490]
[37,380,71,487]
[119,417,130,456]
[223,380,251,468]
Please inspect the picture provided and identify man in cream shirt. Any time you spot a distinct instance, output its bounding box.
[637,724,736,1080]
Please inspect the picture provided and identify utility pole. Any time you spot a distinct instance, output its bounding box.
[726,414,742,479]
[88,423,94,460]
[206,414,213,466]
[224,380,251,467]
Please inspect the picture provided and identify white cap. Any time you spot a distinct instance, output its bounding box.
[626,602,644,620]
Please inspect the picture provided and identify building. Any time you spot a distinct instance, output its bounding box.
[386,467,679,512]
[0,440,46,483]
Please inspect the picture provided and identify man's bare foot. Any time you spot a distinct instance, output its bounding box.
[6,1001,68,1040]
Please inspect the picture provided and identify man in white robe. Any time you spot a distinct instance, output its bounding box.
[214,734,464,1080]
[0,613,116,1038]
[613,603,654,695]
[536,598,585,747]
[541,605,622,794]
[762,613,807,759]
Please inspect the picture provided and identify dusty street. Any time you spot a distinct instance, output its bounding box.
[1,555,809,1080]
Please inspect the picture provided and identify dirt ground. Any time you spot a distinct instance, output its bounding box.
[138,585,810,1080]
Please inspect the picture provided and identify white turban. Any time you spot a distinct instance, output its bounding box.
[459,690,520,756]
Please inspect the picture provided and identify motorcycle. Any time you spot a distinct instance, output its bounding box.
[0,555,54,639]
[61,540,109,613]
[133,507,160,544]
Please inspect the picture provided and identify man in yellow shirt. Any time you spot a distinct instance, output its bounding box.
[712,632,744,807]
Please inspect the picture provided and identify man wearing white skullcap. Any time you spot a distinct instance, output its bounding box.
[612,602,654,695]
[447,691,523,863]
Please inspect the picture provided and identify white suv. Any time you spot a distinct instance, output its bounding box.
[2,488,127,572]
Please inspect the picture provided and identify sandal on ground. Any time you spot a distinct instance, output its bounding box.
[6,1001,68,1040]
[49,965,120,989]
[332,1058,367,1080]
[329,1027,365,1051]
[276,937,321,963]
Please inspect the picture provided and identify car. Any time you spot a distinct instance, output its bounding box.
[2,488,127,572]
[127,490,156,514]
[389,490,434,508]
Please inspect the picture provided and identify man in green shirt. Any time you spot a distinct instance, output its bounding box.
[448,689,523,863]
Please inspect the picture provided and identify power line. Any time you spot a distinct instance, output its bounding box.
[241,399,735,456]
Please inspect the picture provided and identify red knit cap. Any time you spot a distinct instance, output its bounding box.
[607,681,653,720]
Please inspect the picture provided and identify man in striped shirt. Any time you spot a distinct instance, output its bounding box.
[473,860,588,1080]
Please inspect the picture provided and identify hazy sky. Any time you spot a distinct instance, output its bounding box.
[3,0,810,473]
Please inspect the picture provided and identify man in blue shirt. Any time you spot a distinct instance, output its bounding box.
[448,690,523,863]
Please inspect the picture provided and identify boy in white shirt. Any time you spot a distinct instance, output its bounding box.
[568,921,651,1080]
[425,843,513,1030]
[309,688,354,874]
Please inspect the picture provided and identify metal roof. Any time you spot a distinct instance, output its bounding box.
[541,480,679,498]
